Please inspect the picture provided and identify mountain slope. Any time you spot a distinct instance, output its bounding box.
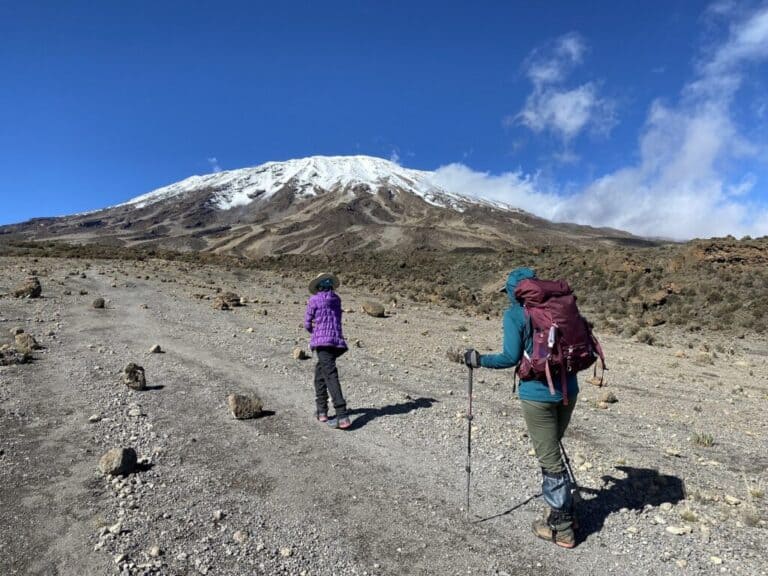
[0,155,641,255]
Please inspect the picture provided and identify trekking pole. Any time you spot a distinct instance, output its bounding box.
[465,365,474,519]
[559,440,582,505]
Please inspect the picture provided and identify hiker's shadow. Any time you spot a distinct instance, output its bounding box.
[578,466,685,541]
[348,397,437,430]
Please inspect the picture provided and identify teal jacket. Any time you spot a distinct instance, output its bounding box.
[480,267,578,403]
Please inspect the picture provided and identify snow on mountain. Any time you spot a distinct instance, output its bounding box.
[118,155,519,214]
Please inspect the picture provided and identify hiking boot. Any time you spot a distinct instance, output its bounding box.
[532,518,575,548]
[327,416,352,429]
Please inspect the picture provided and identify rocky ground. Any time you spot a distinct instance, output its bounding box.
[0,256,766,576]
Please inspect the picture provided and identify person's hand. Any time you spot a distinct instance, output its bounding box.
[464,348,481,368]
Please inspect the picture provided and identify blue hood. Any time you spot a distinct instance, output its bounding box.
[503,267,536,304]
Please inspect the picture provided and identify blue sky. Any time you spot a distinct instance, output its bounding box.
[2,1,768,238]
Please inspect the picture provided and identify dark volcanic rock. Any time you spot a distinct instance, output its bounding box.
[123,363,147,390]
[13,276,41,298]
[98,447,138,476]
[227,393,263,419]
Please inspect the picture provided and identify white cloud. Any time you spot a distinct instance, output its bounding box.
[431,163,560,216]
[525,32,585,88]
[389,149,400,164]
[515,33,616,145]
[517,82,615,142]
[445,5,768,239]
[207,157,222,173]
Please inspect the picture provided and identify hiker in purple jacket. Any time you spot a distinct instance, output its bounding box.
[304,272,350,429]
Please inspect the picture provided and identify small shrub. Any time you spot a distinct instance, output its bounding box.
[691,432,714,447]
[679,509,698,523]
[636,330,655,345]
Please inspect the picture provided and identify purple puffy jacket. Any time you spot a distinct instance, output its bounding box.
[304,290,348,350]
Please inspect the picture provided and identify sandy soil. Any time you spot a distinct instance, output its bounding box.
[0,257,766,576]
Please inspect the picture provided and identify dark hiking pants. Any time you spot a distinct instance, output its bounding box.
[314,347,347,418]
[521,398,577,530]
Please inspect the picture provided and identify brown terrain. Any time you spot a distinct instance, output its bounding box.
[0,241,767,575]
[0,183,640,257]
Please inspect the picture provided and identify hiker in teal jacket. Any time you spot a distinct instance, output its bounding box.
[464,267,579,548]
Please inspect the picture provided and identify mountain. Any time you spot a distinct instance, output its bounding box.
[0,155,642,255]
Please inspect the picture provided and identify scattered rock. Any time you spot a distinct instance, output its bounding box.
[212,509,225,522]
[148,546,162,558]
[212,297,230,311]
[92,297,105,309]
[123,363,147,391]
[710,556,723,565]
[586,375,604,386]
[279,547,293,558]
[13,276,41,299]
[10,326,24,336]
[724,495,741,506]
[361,301,386,318]
[88,414,102,423]
[213,291,241,311]
[127,405,142,418]
[660,502,674,511]
[14,333,40,353]
[292,347,310,360]
[233,530,248,544]
[149,344,162,354]
[108,522,123,535]
[598,390,618,404]
[99,447,138,476]
[0,348,32,366]
[227,393,263,419]
[665,525,693,535]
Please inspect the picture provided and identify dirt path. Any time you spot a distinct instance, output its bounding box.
[1,257,767,575]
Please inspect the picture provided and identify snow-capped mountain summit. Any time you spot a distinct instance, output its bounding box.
[120,155,499,213]
[3,155,632,256]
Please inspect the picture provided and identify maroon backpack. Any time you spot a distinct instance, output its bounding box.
[514,278,606,404]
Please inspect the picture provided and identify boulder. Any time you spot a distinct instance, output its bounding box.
[220,292,242,307]
[98,447,138,476]
[15,333,40,353]
[361,301,386,318]
[149,344,163,354]
[292,347,310,360]
[227,393,263,419]
[123,363,147,390]
[13,277,41,299]
[212,297,230,310]
[0,348,31,366]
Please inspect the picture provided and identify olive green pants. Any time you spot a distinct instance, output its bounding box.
[520,398,577,474]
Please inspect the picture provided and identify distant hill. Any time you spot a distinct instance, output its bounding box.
[0,155,645,256]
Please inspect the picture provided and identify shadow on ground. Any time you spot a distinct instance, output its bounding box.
[347,397,438,430]
[577,466,686,542]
